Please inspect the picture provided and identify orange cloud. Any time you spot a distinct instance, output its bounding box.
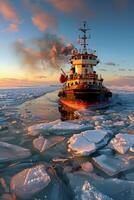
[0,0,20,32]
[32,11,57,31]
[24,0,57,31]
[6,23,19,32]
[0,78,53,88]
[0,0,19,22]
[105,76,134,87]
[47,0,85,12]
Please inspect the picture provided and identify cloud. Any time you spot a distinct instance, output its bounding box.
[14,33,75,72]
[46,0,93,18]
[32,11,57,31]
[128,68,134,71]
[47,0,84,12]
[0,0,20,32]
[125,76,134,79]
[118,68,126,71]
[35,75,47,79]
[105,76,134,87]
[6,23,19,32]
[24,0,57,31]
[14,41,42,72]
[98,68,107,71]
[104,61,117,66]
[0,78,50,88]
[0,0,19,22]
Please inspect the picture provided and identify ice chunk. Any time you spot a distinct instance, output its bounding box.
[92,115,105,120]
[28,120,92,136]
[10,164,51,199]
[68,130,111,156]
[0,142,31,163]
[28,120,60,136]
[113,121,125,126]
[92,153,134,176]
[110,133,134,154]
[81,181,113,200]
[66,172,134,200]
[66,173,113,200]
[33,136,65,152]
[128,114,134,122]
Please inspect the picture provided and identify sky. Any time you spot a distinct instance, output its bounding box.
[0,0,134,87]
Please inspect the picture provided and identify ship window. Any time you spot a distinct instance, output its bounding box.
[85,69,88,74]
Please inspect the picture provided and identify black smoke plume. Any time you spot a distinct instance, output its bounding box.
[14,33,75,72]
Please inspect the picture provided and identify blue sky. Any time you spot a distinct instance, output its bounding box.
[0,0,133,86]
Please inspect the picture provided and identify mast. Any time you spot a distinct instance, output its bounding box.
[79,21,90,53]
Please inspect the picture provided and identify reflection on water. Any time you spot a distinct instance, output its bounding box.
[58,102,80,121]
[58,98,111,121]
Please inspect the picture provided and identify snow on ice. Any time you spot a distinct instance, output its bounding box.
[68,130,111,156]
[28,120,92,136]
[10,164,51,199]
[110,133,134,154]
[80,181,113,200]
[33,135,65,152]
[92,153,134,176]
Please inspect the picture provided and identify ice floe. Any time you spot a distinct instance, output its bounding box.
[113,121,125,126]
[10,164,51,199]
[33,135,65,152]
[68,130,111,156]
[28,120,92,136]
[128,114,134,122]
[92,153,134,176]
[0,142,31,163]
[110,133,134,154]
[80,181,113,200]
[66,173,113,200]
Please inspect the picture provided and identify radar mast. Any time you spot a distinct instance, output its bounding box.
[79,21,90,53]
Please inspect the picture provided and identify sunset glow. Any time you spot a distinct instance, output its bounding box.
[0,0,133,88]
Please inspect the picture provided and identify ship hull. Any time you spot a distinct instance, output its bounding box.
[58,87,112,109]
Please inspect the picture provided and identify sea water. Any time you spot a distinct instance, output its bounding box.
[0,86,134,200]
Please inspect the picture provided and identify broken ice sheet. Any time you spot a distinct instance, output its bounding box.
[66,173,113,200]
[80,181,113,200]
[33,136,65,152]
[110,133,134,154]
[0,142,31,163]
[66,172,134,200]
[68,130,111,156]
[10,164,51,199]
[92,153,134,176]
[128,114,134,122]
[28,119,92,136]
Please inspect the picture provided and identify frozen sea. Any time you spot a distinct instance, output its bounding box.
[0,85,134,200]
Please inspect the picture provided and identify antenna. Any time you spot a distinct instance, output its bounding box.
[79,21,90,53]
